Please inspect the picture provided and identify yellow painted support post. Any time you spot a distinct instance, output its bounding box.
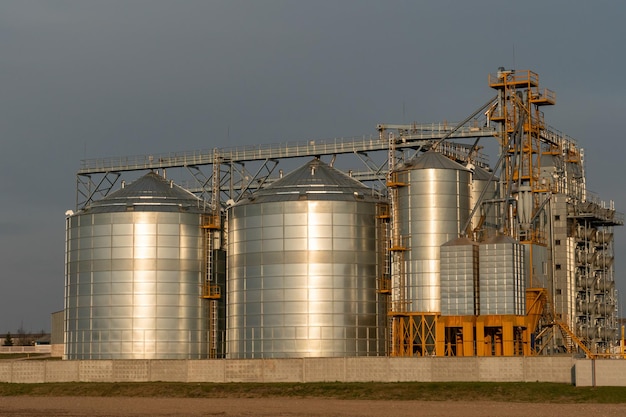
[476,318,485,356]
[521,328,529,356]
[436,319,446,356]
[463,317,475,357]
[494,331,502,356]
[503,319,514,356]
[521,315,532,356]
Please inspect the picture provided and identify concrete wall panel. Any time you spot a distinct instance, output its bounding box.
[594,360,626,386]
[478,357,524,382]
[111,360,149,382]
[79,360,113,382]
[150,360,188,382]
[576,360,626,387]
[45,361,79,382]
[11,362,46,383]
[0,363,11,383]
[346,357,389,382]
[432,358,479,382]
[187,360,225,383]
[523,357,574,384]
[303,358,345,382]
[574,360,594,387]
[262,359,303,382]
[225,359,263,382]
[387,358,432,382]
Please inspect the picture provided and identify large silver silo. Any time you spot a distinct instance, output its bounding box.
[227,158,382,358]
[396,151,471,313]
[65,172,208,359]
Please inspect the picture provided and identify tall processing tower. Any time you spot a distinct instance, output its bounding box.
[486,68,622,354]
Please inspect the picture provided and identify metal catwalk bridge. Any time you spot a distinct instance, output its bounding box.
[75,118,577,210]
[76,121,503,209]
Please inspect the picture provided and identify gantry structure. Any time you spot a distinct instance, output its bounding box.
[76,122,499,210]
[75,69,623,358]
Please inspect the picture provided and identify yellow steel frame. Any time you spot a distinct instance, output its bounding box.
[390,313,437,356]
[489,70,555,244]
[201,284,221,299]
[437,314,529,357]
[390,289,548,357]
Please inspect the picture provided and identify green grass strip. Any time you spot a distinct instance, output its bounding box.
[0,382,625,403]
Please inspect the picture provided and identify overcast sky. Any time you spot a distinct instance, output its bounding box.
[1,0,625,333]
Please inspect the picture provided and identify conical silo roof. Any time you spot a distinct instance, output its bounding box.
[85,172,204,213]
[405,150,470,171]
[240,158,378,204]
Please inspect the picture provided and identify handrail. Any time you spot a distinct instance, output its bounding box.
[78,124,498,175]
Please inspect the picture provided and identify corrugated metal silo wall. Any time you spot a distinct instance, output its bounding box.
[65,211,206,359]
[227,198,380,358]
[397,163,471,313]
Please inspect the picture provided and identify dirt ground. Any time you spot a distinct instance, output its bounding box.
[1,397,626,417]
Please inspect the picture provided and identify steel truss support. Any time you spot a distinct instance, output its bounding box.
[390,313,437,357]
[184,158,280,206]
[186,165,212,201]
[354,151,388,192]
[76,172,121,209]
[233,158,279,203]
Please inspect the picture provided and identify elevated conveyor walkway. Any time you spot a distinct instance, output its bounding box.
[78,123,498,175]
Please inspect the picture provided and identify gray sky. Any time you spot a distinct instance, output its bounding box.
[1,0,624,333]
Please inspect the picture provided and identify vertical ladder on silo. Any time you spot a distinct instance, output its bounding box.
[202,215,222,358]
[209,299,219,358]
[376,203,391,294]
[375,202,392,355]
[385,131,415,355]
[202,151,223,358]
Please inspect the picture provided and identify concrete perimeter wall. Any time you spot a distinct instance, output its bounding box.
[0,356,585,385]
[575,359,626,386]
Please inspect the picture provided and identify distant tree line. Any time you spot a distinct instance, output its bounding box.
[2,328,47,346]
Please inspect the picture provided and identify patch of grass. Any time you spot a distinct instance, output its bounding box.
[0,382,625,403]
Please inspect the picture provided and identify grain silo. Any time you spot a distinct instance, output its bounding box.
[64,172,208,359]
[478,235,526,315]
[440,237,479,316]
[395,151,471,313]
[226,158,383,358]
